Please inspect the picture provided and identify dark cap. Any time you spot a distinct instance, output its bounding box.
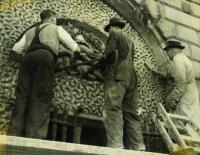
[164,40,185,51]
[40,10,56,20]
[104,17,125,32]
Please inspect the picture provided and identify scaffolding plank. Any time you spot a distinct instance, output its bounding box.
[0,135,169,155]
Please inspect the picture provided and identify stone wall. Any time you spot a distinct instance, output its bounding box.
[142,0,200,91]
[0,0,167,135]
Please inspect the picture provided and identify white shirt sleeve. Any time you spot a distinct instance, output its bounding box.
[12,35,26,54]
[57,26,80,52]
[168,57,187,101]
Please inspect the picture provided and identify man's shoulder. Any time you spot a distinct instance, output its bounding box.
[173,53,187,61]
[173,53,192,66]
[43,23,58,29]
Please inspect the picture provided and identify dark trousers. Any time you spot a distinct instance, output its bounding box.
[8,49,54,139]
[103,69,145,150]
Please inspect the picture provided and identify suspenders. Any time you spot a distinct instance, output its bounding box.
[26,24,57,62]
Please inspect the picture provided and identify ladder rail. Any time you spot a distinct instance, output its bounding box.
[157,103,187,149]
[151,112,178,152]
[178,109,200,135]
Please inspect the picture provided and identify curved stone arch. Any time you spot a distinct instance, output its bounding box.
[0,0,166,134]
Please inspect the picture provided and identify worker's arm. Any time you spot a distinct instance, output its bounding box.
[166,58,187,105]
[9,34,27,63]
[145,61,168,77]
[12,34,26,55]
[57,26,80,53]
[103,30,118,61]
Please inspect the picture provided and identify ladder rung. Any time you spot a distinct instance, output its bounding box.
[192,147,200,153]
[157,103,187,148]
[160,121,187,133]
[157,120,178,151]
[168,113,190,122]
[181,135,200,143]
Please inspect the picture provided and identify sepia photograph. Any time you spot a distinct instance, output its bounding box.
[0,0,200,155]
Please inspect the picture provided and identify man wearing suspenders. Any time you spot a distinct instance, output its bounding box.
[103,17,145,150]
[8,10,80,139]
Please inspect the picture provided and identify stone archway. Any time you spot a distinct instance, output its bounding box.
[0,0,166,134]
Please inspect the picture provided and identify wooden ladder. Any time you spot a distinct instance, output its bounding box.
[152,102,200,154]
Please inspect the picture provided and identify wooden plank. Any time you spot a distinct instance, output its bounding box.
[170,147,196,155]
[61,126,68,142]
[157,103,187,149]
[181,135,200,144]
[52,123,58,141]
[167,113,190,122]
[51,115,103,128]
[73,126,82,144]
[191,147,200,153]
[67,112,103,121]
[0,135,169,155]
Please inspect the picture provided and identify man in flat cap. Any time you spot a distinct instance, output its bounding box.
[102,17,145,150]
[164,40,200,128]
[8,9,80,139]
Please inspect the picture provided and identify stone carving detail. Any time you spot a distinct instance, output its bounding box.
[0,0,165,134]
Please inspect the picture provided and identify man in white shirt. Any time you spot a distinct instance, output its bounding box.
[8,10,80,139]
[164,40,200,128]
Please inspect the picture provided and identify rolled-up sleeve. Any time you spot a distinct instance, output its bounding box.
[12,35,26,54]
[168,59,187,101]
[57,26,79,52]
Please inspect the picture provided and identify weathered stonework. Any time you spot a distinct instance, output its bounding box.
[0,0,168,135]
[145,0,200,98]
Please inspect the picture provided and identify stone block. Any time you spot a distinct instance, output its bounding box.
[177,25,199,44]
[146,0,160,18]
[157,19,176,37]
[191,45,200,61]
[160,0,182,9]
[189,0,200,5]
[164,5,200,31]
[191,3,200,17]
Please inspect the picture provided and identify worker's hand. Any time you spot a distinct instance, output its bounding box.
[145,61,167,77]
[165,96,177,111]
[102,51,116,64]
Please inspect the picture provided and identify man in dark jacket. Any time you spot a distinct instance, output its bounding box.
[103,17,145,150]
[8,10,80,139]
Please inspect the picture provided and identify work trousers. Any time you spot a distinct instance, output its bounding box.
[103,70,145,150]
[8,49,54,139]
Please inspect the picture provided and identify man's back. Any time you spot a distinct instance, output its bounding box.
[110,29,130,61]
[170,53,200,127]
[105,29,134,82]
[173,53,195,84]
[13,23,79,57]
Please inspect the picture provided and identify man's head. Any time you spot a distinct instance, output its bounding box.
[164,40,185,60]
[104,17,125,33]
[40,10,56,24]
